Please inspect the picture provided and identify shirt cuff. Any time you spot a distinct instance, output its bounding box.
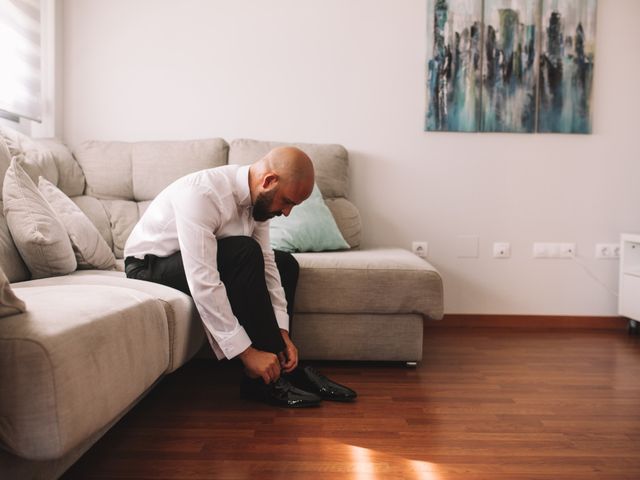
[215,325,252,360]
[275,309,289,332]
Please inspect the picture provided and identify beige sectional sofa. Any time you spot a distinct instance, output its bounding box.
[0,131,443,479]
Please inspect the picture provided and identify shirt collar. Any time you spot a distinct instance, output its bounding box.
[235,165,252,208]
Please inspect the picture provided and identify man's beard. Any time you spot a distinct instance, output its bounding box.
[252,190,281,222]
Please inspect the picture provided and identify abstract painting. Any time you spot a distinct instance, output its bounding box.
[482,0,540,132]
[425,0,597,134]
[425,0,483,132]
[538,0,597,133]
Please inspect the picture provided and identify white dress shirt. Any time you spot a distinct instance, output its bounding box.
[124,164,289,360]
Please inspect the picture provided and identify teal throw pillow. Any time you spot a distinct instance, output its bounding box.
[269,183,350,253]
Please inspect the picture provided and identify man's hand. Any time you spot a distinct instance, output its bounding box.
[239,346,281,384]
[278,329,299,373]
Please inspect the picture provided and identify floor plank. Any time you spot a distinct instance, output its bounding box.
[62,328,640,480]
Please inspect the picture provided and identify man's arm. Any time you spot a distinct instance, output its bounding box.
[172,187,254,359]
[252,221,298,372]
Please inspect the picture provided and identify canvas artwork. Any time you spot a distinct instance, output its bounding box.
[425,0,597,134]
[425,0,483,132]
[538,0,597,133]
[482,0,540,133]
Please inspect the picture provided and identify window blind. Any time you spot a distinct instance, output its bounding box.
[0,0,41,122]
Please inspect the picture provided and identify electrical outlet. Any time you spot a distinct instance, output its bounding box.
[412,241,428,258]
[533,242,576,258]
[595,243,620,259]
[493,242,511,258]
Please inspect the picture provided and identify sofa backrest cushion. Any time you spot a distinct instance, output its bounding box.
[97,199,139,259]
[64,196,140,259]
[325,197,362,249]
[72,139,230,258]
[73,139,229,201]
[0,127,85,199]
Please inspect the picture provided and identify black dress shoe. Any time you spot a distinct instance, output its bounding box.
[240,376,322,408]
[287,366,357,402]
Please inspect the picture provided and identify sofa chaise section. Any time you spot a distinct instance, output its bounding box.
[292,248,443,361]
[0,284,169,460]
[12,271,206,374]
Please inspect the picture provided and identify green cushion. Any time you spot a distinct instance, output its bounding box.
[269,184,350,253]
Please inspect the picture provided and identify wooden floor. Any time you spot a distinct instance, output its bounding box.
[62,328,640,480]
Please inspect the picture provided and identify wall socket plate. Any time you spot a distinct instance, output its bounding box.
[412,241,428,258]
[493,242,511,258]
[595,243,620,259]
[533,242,576,258]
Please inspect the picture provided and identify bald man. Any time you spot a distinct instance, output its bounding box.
[124,147,356,408]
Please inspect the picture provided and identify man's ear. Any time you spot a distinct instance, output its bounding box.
[262,173,279,189]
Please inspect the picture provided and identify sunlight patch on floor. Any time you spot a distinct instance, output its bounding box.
[408,458,441,480]
[349,445,376,478]
[347,444,440,480]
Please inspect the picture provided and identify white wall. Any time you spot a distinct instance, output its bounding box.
[32,0,64,139]
[63,0,640,316]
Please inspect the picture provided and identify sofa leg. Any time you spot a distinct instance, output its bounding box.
[405,361,418,368]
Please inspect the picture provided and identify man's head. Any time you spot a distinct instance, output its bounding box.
[248,146,315,222]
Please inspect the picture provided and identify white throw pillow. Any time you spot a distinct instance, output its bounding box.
[38,177,116,270]
[0,265,26,318]
[2,157,77,279]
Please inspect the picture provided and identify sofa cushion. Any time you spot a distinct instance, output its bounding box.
[73,139,229,201]
[0,284,169,460]
[115,258,125,272]
[229,138,349,199]
[2,158,77,279]
[0,266,26,317]
[325,197,361,249]
[99,199,139,259]
[38,178,116,270]
[73,141,132,200]
[293,248,444,320]
[0,127,58,196]
[33,139,85,197]
[0,127,85,199]
[67,197,140,260]
[71,195,114,250]
[138,200,152,218]
[270,183,349,253]
[0,202,30,283]
[13,270,205,373]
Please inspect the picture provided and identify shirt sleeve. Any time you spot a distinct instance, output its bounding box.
[172,187,252,359]
[252,221,290,332]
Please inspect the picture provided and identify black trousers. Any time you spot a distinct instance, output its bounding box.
[124,236,299,355]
